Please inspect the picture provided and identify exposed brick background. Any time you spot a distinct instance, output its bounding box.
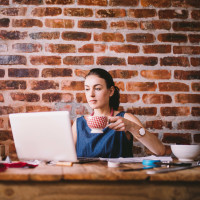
[0,0,200,159]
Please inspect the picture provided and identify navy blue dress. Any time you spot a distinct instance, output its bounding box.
[76,112,133,158]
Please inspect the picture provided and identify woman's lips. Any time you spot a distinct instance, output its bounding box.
[89,100,97,103]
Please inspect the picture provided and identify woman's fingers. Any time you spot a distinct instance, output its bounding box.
[108,116,126,131]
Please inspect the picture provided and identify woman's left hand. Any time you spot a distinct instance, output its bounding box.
[108,116,131,132]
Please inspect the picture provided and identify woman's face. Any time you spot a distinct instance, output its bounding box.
[84,75,114,110]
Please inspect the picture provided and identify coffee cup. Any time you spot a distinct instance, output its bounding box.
[86,116,108,133]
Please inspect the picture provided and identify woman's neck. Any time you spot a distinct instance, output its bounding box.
[92,107,113,116]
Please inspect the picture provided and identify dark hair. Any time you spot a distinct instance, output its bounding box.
[86,68,120,110]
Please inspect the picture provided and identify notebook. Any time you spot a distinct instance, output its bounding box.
[9,111,78,162]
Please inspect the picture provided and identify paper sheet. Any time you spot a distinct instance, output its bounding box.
[99,155,173,163]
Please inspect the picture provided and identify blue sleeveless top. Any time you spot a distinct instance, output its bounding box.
[76,112,133,158]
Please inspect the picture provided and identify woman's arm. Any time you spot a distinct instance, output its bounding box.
[72,119,77,145]
[108,113,166,156]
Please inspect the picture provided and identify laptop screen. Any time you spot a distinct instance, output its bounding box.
[9,111,77,162]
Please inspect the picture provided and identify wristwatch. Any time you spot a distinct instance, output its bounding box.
[139,128,146,137]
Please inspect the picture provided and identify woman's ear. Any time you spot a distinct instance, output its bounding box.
[109,86,115,97]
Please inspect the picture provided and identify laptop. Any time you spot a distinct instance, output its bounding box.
[9,111,78,162]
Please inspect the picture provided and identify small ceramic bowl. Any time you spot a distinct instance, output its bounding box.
[86,116,108,133]
[171,144,200,162]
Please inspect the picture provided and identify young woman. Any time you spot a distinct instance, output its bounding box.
[72,68,165,158]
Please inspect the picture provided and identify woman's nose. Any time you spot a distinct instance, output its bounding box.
[90,89,95,97]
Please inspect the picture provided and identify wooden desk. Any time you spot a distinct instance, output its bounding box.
[0,161,200,200]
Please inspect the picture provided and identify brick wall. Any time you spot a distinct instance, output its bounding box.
[0,0,200,158]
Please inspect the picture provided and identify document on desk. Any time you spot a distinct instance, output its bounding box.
[100,155,172,163]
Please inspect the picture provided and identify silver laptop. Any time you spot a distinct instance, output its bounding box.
[9,111,78,162]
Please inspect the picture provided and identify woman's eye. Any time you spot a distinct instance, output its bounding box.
[95,88,101,91]
[85,88,89,91]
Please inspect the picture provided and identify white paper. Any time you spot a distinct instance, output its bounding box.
[99,155,172,163]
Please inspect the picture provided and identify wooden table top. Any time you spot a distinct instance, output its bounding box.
[0,161,200,182]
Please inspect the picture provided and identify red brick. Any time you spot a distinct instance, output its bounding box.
[109,70,138,79]
[160,107,190,116]
[109,0,138,6]
[45,44,76,53]
[175,94,200,104]
[0,0,9,5]
[115,81,125,91]
[160,57,189,66]
[11,92,40,102]
[126,33,154,43]
[189,34,200,43]
[0,80,26,90]
[26,106,52,112]
[110,45,139,53]
[0,30,27,40]
[194,134,200,143]
[32,7,62,16]
[128,56,158,66]
[141,70,171,79]
[159,82,189,92]
[42,68,72,77]
[141,20,171,30]
[0,18,10,27]
[78,0,106,6]
[110,21,139,29]
[75,69,89,78]
[97,57,126,66]
[192,107,200,116]
[143,94,172,104]
[173,21,200,31]
[0,69,5,77]
[42,93,73,102]
[76,93,87,103]
[0,130,13,141]
[178,121,200,130]
[141,0,170,7]
[158,33,187,43]
[0,55,26,65]
[172,0,200,8]
[61,81,84,91]
[120,94,140,103]
[62,31,91,41]
[8,68,39,77]
[0,106,24,115]
[174,46,200,54]
[12,19,43,27]
[94,32,124,42]
[146,120,172,129]
[12,43,42,53]
[191,10,200,20]
[128,9,156,18]
[45,19,74,28]
[29,32,60,40]
[13,0,43,4]
[0,7,27,16]
[191,58,200,67]
[63,56,93,65]
[30,80,59,90]
[143,45,171,54]
[126,82,157,91]
[78,20,106,29]
[75,105,89,115]
[46,0,74,4]
[30,56,61,65]
[78,44,106,53]
[0,94,4,102]
[127,107,157,116]
[64,8,93,17]
[192,82,200,92]
[174,70,200,80]
[96,9,126,18]
[162,133,191,144]
[158,9,188,19]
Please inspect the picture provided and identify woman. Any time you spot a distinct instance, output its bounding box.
[72,68,165,158]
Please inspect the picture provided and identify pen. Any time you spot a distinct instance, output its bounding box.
[119,166,153,172]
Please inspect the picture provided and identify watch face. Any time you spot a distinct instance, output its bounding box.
[139,128,145,136]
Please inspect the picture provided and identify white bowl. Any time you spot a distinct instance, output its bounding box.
[171,144,200,162]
